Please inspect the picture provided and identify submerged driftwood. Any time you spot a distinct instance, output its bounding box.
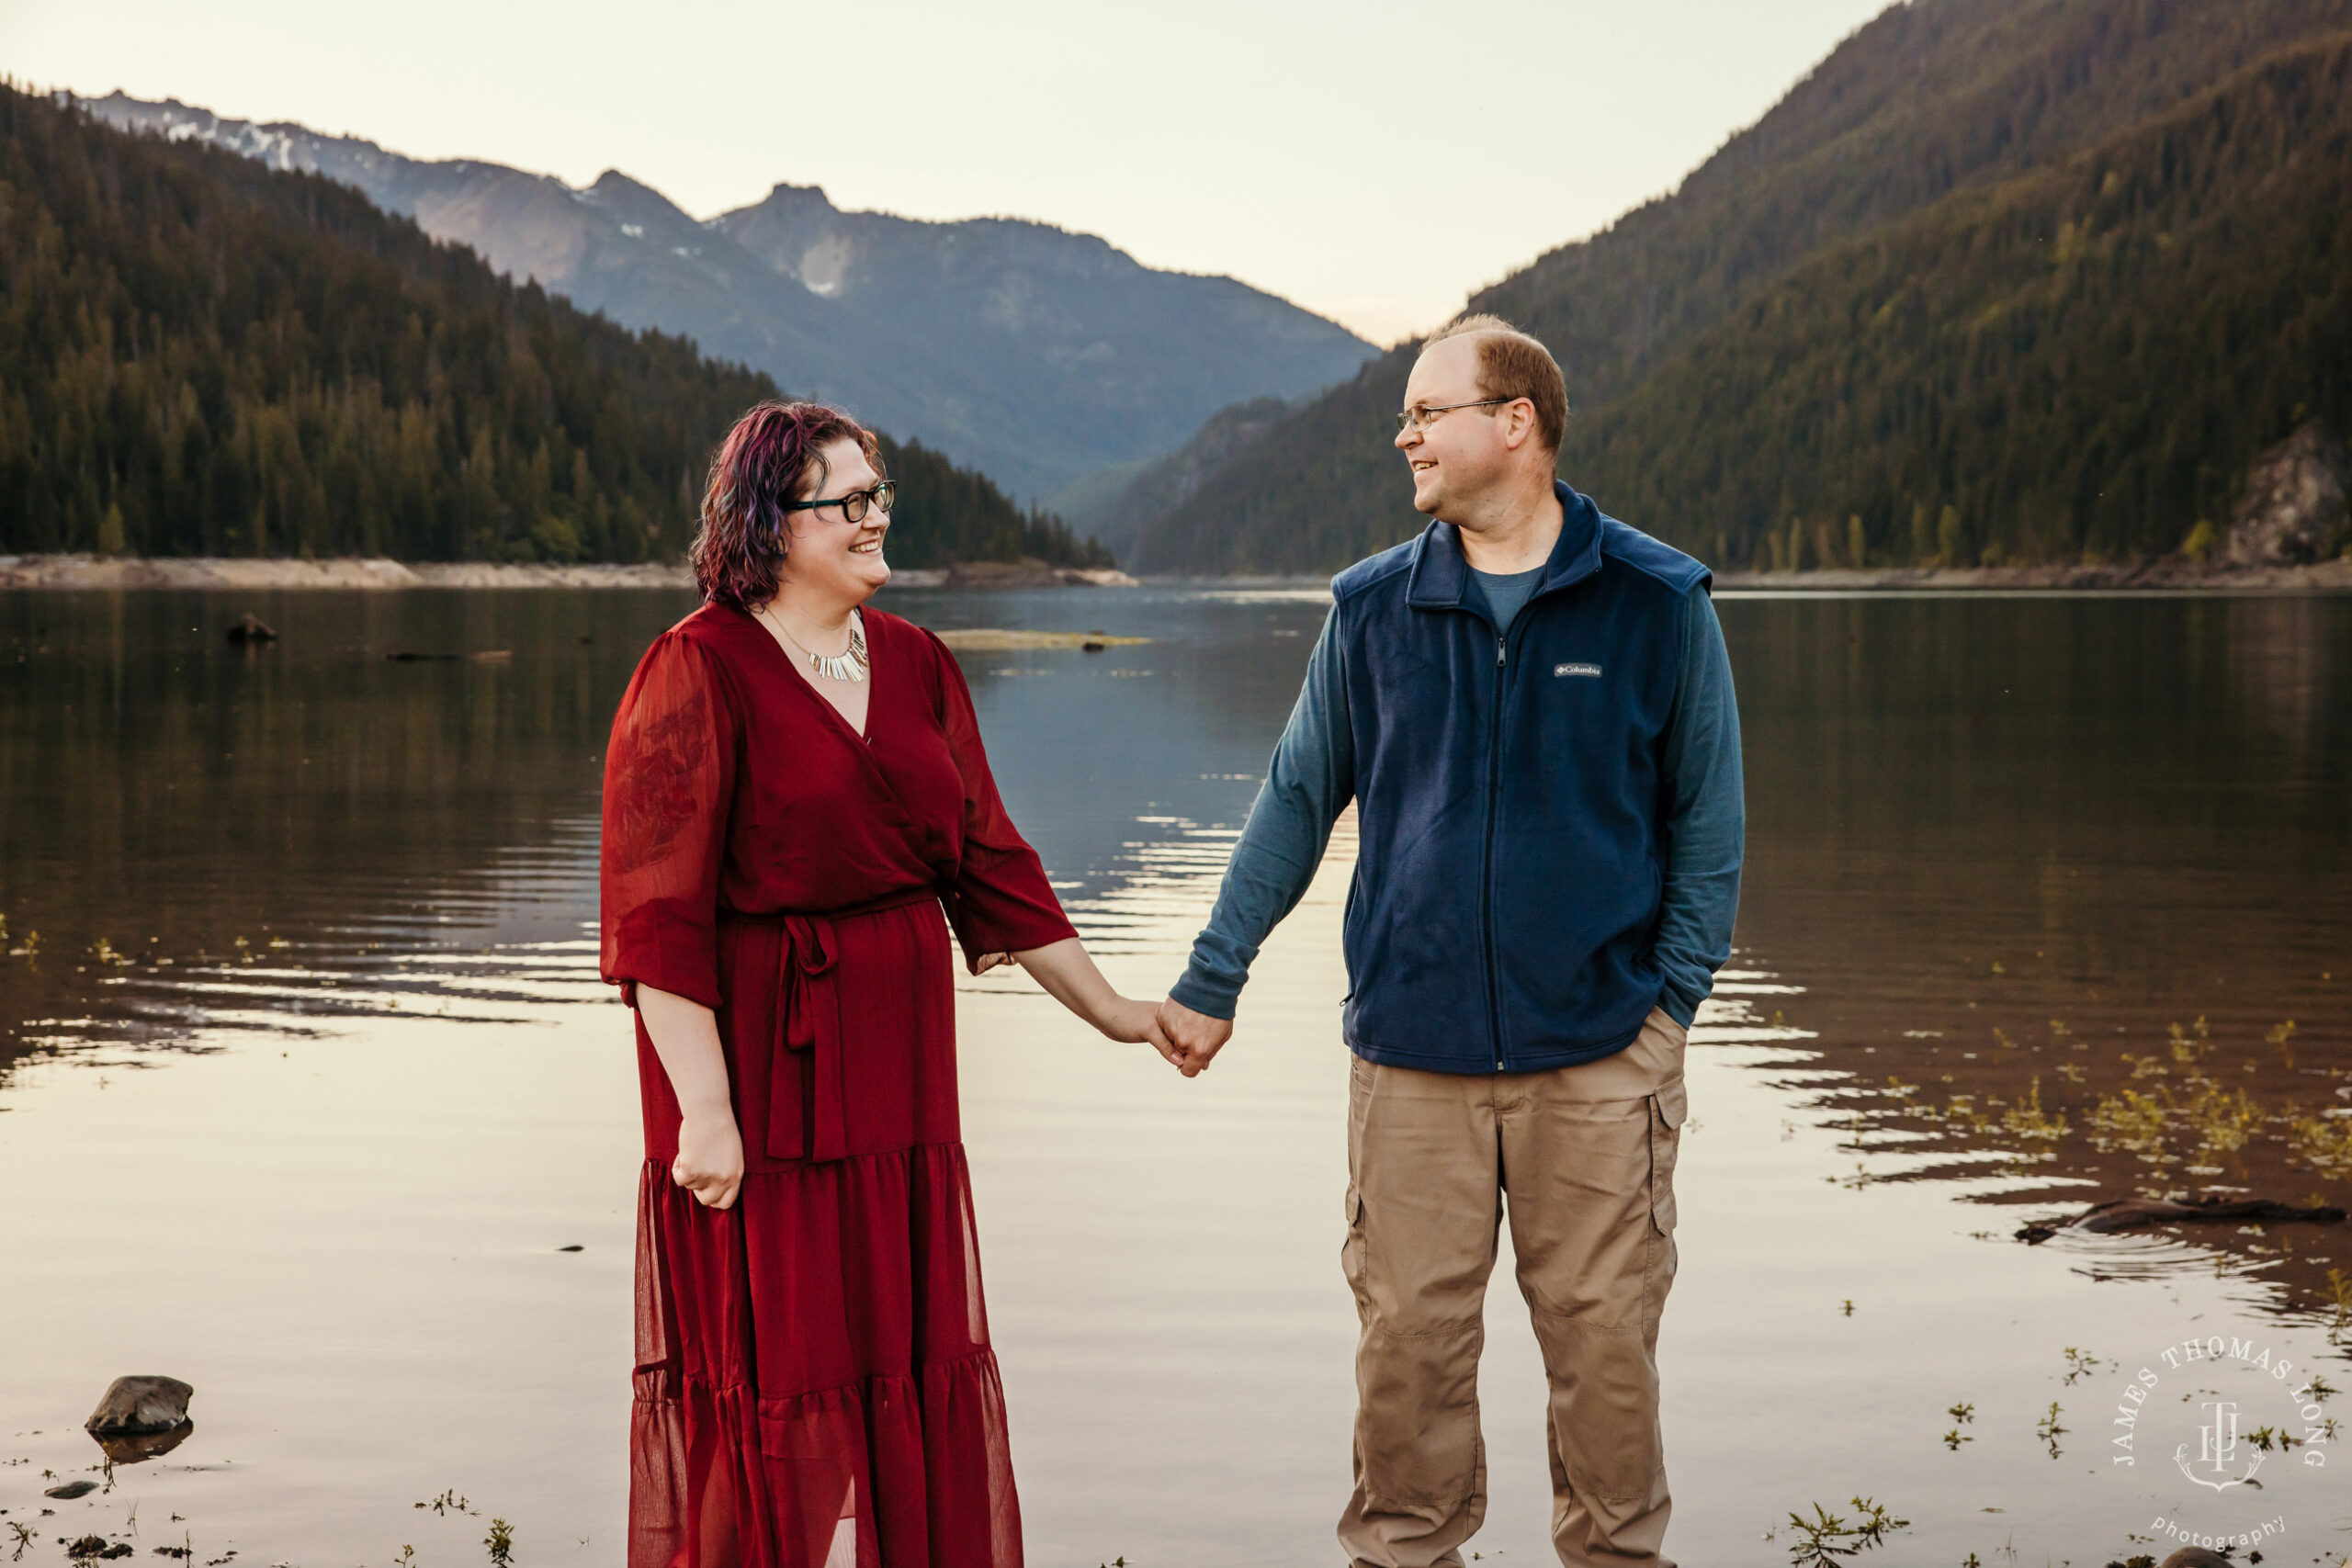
[2018,1195,2346,1244]
[928,628,1148,651]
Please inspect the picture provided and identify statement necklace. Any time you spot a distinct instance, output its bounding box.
[763,604,868,682]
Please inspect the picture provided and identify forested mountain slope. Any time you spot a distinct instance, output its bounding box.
[0,87,1102,568]
[1575,34,2352,570]
[1129,0,2352,574]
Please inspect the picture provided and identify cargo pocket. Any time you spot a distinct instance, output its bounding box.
[1342,1055,1373,1308]
[1646,1077,1688,1236]
[1340,1181,1369,1306]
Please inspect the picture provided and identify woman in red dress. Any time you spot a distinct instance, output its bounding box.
[600,401,1174,1568]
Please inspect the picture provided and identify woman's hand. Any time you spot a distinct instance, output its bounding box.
[673,1109,746,1210]
[1100,993,1186,1070]
[972,951,1017,975]
[1006,938,1187,1069]
[1098,993,1174,1049]
[635,983,747,1208]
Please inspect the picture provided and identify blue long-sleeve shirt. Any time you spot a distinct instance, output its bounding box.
[1170,580,1744,1031]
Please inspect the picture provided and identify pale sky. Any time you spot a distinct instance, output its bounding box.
[6,0,1895,344]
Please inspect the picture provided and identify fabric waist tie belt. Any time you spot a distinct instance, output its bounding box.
[718,887,944,1163]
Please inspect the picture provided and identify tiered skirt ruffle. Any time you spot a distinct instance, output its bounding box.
[628,1143,1020,1568]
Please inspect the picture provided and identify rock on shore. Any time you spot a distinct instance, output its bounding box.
[85,1373,193,1433]
[2228,420,2352,566]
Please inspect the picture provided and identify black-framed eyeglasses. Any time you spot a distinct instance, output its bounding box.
[782,479,895,524]
[1396,397,1513,434]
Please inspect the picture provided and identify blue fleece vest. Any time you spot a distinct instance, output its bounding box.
[1332,481,1709,1073]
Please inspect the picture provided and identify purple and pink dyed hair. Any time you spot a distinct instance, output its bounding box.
[690,400,885,611]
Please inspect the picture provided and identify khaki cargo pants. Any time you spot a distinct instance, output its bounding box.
[1338,1009,1687,1568]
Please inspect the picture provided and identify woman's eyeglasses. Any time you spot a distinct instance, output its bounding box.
[782,480,896,525]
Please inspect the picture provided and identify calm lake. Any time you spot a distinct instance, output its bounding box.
[3,585,2348,1566]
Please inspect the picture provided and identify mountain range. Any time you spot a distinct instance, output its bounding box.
[81,91,1374,510]
[1121,0,2352,575]
[0,84,1104,570]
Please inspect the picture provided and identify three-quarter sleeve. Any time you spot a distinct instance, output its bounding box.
[600,630,738,1010]
[925,631,1079,968]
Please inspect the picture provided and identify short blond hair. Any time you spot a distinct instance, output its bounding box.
[1423,314,1566,452]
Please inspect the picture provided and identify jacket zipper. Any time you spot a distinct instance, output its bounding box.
[1454,502,1604,1073]
[1483,628,1507,1070]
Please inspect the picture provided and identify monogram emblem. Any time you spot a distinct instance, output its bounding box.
[2176,1400,2266,1492]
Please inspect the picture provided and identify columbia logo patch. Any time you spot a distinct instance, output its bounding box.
[1555,662,1603,678]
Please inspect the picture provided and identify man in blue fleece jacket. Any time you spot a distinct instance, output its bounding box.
[1157,315,1742,1568]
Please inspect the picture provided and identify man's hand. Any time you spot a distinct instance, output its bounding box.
[1156,995,1234,1077]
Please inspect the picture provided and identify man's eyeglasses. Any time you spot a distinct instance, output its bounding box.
[1396,398,1513,434]
[783,479,896,525]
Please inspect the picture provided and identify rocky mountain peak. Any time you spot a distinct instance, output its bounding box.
[77,89,1374,509]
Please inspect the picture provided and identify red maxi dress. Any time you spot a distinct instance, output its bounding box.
[598,602,1075,1568]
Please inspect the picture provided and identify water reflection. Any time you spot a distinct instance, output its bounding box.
[1718,592,2352,1327]
[2,586,2348,1564]
[95,1421,195,1464]
[0,590,679,1066]
[0,587,1321,1064]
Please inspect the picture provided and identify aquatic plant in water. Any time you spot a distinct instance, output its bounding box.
[1781,1496,1908,1564]
[2288,1110,2352,1178]
[2075,1017,2289,1179]
[2035,1400,2065,1457]
[1999,1076,2069,1144]
[2087,1087,2173,1165]
[1942,1399,1975,1449]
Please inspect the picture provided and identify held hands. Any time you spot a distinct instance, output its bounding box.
[1096,994,1188,1071]
[967,942,1221,1077]
[1154,995,1234,1078]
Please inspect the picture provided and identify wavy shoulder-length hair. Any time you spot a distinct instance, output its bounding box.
[690,400,885,611]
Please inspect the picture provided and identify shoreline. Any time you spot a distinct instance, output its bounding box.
[0,556,1136,592]
[2,553,2346,593]
[1158,559,2352,593]
[1713,558,2352,592]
